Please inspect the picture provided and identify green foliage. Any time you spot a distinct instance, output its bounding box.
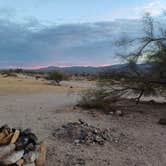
[80,13,166,108]
[113,13,166,102]
[79,85,127,112]
[79,88,110,109]
[148,48,166,79]
[47,71,66,84]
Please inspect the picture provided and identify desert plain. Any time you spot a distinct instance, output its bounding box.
[0,74,166,166]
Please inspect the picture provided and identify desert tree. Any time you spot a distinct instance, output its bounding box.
[79,13,166,112]
[114,12,166,102]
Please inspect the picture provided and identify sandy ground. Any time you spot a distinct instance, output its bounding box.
[0,76,166,166]
[0,75,87,95]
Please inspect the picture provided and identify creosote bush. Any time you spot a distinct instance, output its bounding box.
[46,71,69,85]
[79,88,108,109]
[79,86,127,113]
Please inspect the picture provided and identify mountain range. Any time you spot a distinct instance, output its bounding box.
[35,63,150,74]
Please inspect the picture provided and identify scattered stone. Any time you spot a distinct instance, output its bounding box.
[78,119,87,125]
[109,111,114,115]
[53,119,113,145]
[64,155,86,166]
[77,158,86,166]
[74,139,80,145]
[115,110,123,116]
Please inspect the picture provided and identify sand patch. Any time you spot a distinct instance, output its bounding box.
[0,76,84,95]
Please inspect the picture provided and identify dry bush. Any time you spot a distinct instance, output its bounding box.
[78,86,127,113]
[2,71,17,77]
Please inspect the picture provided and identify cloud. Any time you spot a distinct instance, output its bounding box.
[135,0,166,16]
[0,16,143,68]
[0,7,16,19]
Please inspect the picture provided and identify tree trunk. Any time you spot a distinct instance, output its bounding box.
[136,89,144,104]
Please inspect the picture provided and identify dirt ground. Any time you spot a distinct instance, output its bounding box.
[0,75,87,95]
[0,76,166,166]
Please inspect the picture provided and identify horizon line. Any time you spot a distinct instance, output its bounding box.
[0,64,113,70]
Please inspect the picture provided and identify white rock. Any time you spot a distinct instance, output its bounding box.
[24,151,39,163]
[3,150,24,165]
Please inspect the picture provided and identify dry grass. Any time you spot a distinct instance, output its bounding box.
[0,75,84,95]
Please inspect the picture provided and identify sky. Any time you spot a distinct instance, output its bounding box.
[0,0,165,68]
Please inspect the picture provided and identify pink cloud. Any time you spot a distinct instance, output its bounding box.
[99,64,111,67]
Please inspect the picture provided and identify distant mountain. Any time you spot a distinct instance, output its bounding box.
[35,66,103,74]
[34,63,150,74]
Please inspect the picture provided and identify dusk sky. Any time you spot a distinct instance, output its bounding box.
[0,0,165,68]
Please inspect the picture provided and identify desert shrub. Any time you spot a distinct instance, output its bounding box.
[35,75,41,80]
[79,88,107,109]
[14,68,23,73]
[46,70,69,85]
[62,73,70,81]
[1,71,17,77]
[47,71,63,84]
[79,86,127,113]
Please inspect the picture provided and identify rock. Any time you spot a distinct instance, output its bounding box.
[53,120,112,145]
[0,125,10,133]
[93,129,98,134]
[158,118,166,125]
[16,129,38,151]
[78,119,87,125]
[23,128,32,135]
[95,136,104,145]
[15,136,29,150]
[0,125,41,166]
[35,141,46,166]
[25,143,36,152]
[74,139,80,145]
[23,151,39,163]
[24,162,36,166]
[115,110,123,116]
[10,130,20,144]
[3,150,24,165]
[27,133,38,145]
[109,111,114,115]
[0,126,14,145]
[77,158,86,165]
[16,159,24,166]
[0,144,16,160]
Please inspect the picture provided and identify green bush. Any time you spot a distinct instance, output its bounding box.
[47,71,64,84]
[46,70,70,85]
[78,87,122,113]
